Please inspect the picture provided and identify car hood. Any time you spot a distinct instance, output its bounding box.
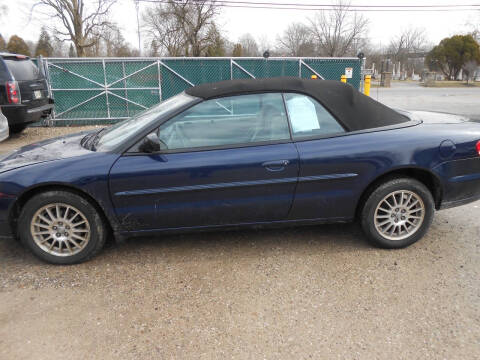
[406,110,471,124]
[0,131,94,173]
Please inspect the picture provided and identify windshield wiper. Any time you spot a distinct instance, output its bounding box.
[91,127,107,151]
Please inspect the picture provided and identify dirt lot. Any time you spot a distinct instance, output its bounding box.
[1,127,480,359]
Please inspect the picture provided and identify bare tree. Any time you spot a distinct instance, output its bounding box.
[143,0,220,57]
[277,23,315,56]
[143,4,185,56]
[308,0,369,57]
[388,27,428,61]
[101,26,135,57]
[238,34,259,56]
[33,0,117,57]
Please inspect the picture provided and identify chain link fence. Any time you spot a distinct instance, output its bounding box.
[39,57,363,125]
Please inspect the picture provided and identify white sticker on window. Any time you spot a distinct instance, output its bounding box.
[286,96,320,132]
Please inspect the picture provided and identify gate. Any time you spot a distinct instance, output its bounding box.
[40,57,363,125]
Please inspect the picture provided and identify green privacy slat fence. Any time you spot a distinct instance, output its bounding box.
[40,57,362,125]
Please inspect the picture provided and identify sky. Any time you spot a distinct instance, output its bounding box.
[0,0,479,54]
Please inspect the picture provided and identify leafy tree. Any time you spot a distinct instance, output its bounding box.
[0,34,6,51]
[205,24,226,57]
[7,35,31,56]
[232,43,242,57]
[35,27,54,57]
[426,34,480,80]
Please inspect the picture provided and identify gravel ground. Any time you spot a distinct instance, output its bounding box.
[0,126,98,154]
[1,90,480,358]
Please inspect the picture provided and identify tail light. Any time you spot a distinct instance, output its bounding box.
[6,81,21,104]
[476,141,480,156]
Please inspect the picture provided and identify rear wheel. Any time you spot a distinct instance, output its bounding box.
[361,177,434,248]
[18,191,106,264]
[9,124,28,134]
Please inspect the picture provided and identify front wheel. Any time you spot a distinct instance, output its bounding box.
[361,178,434,248]
[18,191,107,264]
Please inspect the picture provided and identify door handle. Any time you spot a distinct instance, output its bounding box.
[262,160,290,172]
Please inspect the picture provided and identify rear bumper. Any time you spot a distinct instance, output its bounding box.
[434,157,480,209]
[2,101,54,125]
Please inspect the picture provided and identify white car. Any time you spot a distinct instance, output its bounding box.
[0,108,9,142]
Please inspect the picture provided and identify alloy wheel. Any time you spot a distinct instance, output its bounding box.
[30,203,91,257]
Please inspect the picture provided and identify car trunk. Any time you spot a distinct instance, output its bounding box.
[3,57,50,108]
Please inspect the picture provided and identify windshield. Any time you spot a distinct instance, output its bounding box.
[94,92,196,151]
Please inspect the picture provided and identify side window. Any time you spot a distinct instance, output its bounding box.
[284,93,345,139]
[158,93,290,151]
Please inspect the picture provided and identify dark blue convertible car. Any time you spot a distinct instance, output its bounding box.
[1,78,480,264]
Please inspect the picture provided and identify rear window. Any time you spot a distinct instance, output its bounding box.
[3,58,40,81]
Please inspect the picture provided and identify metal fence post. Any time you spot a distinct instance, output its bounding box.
[102,59,111,120]
[121,60,130,117]
[157,60,162,101]
[44,59,55,126]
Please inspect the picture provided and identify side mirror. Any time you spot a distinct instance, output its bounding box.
[138,132,161,153]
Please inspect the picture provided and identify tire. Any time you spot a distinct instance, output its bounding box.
[18,191,107,264]
[361,177,434,248]
[9,124,28,134]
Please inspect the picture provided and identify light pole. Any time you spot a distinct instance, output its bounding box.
[134,0,141,55]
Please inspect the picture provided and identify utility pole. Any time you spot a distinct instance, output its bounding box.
[134,0,141,56]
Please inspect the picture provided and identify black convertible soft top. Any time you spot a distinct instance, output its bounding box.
[186,77,409,131]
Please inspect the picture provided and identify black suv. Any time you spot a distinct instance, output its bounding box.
[0,53,53,133]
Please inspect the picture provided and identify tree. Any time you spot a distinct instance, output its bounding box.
[426,35,480,80]
[463,60,478,83]
[7,35,31,56]
[277,23,315,56]
[34,0,117,57]
[238,34,259,56]
[35,27,54,57]
[143,0,220,56]
[68,44,76,57]
[101,26,134,57]
[147,40,160,57]
[386,27,429,76]
[232,43,242,57]
[308,0,369,57]
[0,34,6,51]
[205,24,226,57]
[388,27,428,62]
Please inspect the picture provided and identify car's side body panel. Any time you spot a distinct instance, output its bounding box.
[1,113,480,241]
[109,143,300,230]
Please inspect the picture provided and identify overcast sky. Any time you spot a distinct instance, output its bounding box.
[1,0,479,53]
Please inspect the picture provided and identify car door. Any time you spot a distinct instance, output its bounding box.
[283,93,367,221]
[109,93,299,231]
